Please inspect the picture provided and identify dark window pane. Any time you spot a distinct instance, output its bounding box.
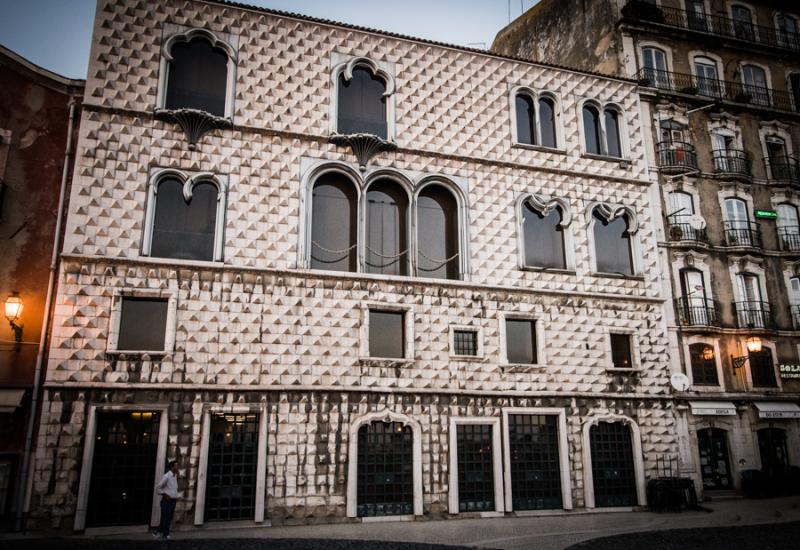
[689,344,718,385]
[515,95,536,145]
[583,106,601,155]
[369,310,404,358]
[610,333,632,369]
[366,180,408,276]
[338,68,388,138]
[593,211,633,275]
[117,298,168,351]
[590,422,636,507]
[539,98,557,148]
[205,414,259,521]
[522,203,565,269]
[508,414,562,510]
[165,39,228,116]
[604,109,622,158]
[758,428,789,472]
[311,174,357,272]
[506,319,536,364]
[417,185,458,280]
[750,348,777,387]
[456,424,495,512]
[151,178,218,261]
[357,422,413,517]
[453,330,477,356]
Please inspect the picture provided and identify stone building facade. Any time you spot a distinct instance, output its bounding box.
[0,45,83,529]
[30,0,677,531]
[494,0,800,497]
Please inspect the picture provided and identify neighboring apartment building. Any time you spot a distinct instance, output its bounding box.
[28,0,676,532]
[0,45,83,529]
[494,0,800,497]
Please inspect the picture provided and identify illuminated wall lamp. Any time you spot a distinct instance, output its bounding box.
[731,336,762,370]
[5,292,23,351]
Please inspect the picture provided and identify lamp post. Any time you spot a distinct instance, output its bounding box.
[5,292,23,351]
[731,336,762,370]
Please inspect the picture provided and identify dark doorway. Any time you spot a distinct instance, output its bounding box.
[86,411,161,527]
[697,428,733,490]
[590,422,637,507]
[456,424,495,512]
[357,421,413,517]
[758,428,790,472]
[508,414,562,510]
[205,413,259,522]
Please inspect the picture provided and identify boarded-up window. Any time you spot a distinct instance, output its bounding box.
[117,297,169,351]
[369,310,404,358]
[338,68,388,138]
[165,39,228,116]
[522,203,565,269]
[506,319,537,364]
[311,174,358,272]
[366,181,408,276]
[417,185,458,279]
[151,178,218,261]
[593,211,633,275]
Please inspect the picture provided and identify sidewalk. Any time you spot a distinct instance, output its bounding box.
[5,497,800,550]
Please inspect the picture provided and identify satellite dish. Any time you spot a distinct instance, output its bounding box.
[671,373,691,392]
[687,215,706,230]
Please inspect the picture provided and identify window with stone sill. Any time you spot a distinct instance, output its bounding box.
[368,310,405,359]
[582,102,625,159]
[592,208,635,276]
[453,330,478,357]
[514,91,559,149]
[115,297,169,353]
[689,343,719,385]
[609,333,633,370]
[506,319,537,365]
[522,200,566,270]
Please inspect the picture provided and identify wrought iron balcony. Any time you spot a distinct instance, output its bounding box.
[723,220,762,248]
[733,300,774,329]
[635,68,798,113]
[712,149,752,178]
[792,305,800,330]
[676,297,720,326]
[667,222,707,244]
[778,226,800,252]
[622,1,800,52]
[656,141,698,173]
[765,156,800,184]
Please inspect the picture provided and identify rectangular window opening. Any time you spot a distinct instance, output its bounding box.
[117,297,169,352]
[610,333,633,369]
[369,310,405,359]
[453,330,478,356]
[506,319,537,365]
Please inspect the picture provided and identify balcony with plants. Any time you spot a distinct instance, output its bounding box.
[723,220,762,248]
[656,141,699,174]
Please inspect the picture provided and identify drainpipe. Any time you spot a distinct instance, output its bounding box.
[15,96,78,531]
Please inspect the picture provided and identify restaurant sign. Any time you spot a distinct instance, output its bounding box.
[779,364,800,379]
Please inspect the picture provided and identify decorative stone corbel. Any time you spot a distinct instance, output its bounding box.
[329,133,398,171]
[155,108,232,150]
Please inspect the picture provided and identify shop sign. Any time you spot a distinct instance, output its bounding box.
[779,364,800,379]
[755,209,777,219]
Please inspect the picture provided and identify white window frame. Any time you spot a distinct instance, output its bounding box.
[74,404,170,531]
[509,86,565,151]
[142,168,228,263]
[448,416,504,516]
[360,302,414,362]
[638,41,673,90]
[586,202,641,277]
[156,25,238,119]
[604,328,640,372]
[577,99,630,160]
[683,335,726,392]
[329,53,397,141]
[346,409,423,518]
[449,324,484,360]
[194,404,269,525]
[499,312,547,368]
[774,12,800,48]
[515,193,575,271]
[689,51,725,97]
[739,61,773,106]
[727,2,759,40]
[501,408,573,512]
[106,288,178,355]
[581,414,647,509]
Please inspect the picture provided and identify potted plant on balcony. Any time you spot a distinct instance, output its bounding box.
[669,225,684,241]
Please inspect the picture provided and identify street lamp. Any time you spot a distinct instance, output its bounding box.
[731,336,762,369]
[5,292,23,351]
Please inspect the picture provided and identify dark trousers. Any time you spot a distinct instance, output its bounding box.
[158,497,176,536]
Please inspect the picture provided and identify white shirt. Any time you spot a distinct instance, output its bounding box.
[157,471,178,499]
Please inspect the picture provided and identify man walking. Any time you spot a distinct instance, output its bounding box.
[154,460,179,540]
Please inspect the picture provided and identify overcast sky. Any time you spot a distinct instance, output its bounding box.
[0,0,541,79]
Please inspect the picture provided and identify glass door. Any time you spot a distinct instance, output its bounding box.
[724,197,751,245]
[736,273,763,327]
[456,424,496,512]
[767,138,789,179]
[697,428,733,490]
[777,203,799,250]
[508,414,563,511]
[642,47,668,89]
[695,58,719,97]
[205,413,259,522]
[731,5,755,41]
[687,0,709,32]
[681,268,709,325]
[590,422,637,507]
[357,422,413,517]
[742,65,769,106]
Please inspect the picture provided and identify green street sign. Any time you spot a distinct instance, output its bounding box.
[755,210,777,219]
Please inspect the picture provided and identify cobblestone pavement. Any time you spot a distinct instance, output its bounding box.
[566,521,800,550]
[3,539,480,550]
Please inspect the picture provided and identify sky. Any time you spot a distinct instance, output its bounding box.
[0,0,541,80]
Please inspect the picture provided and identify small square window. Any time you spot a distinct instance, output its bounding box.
[453,330,478,356]
[610,333,633,369]
[117,297,169,351]
[369,310,404,358]
[506,319,537,364]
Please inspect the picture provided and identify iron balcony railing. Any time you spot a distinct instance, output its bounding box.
[778,226,800,252]
[622,1,800,52]
[792,305,800,330]
[676,296,720,326]
[765,156,800,184]
[655,141,698,172]
[712,149,752,178]
[635,68,798,113]
[667,222,708,244]
[733,300,774,329]
[723,220,762,248]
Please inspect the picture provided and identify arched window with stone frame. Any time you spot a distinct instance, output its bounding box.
[310,171,360,272]
[590,204,638,276]
[519,195,570,270]
[415,183,460,280]
[333,57,395,140]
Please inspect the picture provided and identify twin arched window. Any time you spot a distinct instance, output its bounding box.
[163,32,233,117]
[582,104,622,158]
[515,93,558,149]
[592,207,635,275]
[310,172,462,280]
